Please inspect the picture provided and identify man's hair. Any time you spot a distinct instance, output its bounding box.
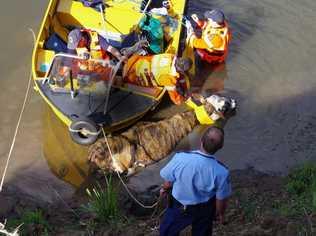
[201,127,224,154]
[204,9,225,25]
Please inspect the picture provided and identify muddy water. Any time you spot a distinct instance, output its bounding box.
[155,0,316,174]
[186,0,316,174]
[0,0,315,203]
[0,1,74,202]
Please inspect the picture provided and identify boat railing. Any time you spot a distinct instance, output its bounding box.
[42,53,113,84]
[42,53,118,100]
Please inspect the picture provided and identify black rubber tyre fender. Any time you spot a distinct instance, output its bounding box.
[69,119,99,146]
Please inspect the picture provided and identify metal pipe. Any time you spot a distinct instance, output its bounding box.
[99,4,110,43]
[103,59,123,115]
[69,69,76,99]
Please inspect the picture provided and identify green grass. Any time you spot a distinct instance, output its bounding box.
[8,209,50,236]
[286,163,316,196]
[280,162,316,216]
[83,175,120,224]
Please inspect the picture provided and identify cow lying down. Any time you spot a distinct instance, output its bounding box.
[88,94,237,174]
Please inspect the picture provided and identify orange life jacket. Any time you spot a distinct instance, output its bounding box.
[76,29,109,60]
[194,20,231,63]
[75,29,111,79]
[123,54,189,104]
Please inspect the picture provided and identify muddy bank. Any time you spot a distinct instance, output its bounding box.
[2,168,315,235]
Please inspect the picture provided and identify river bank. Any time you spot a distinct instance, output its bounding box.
[1,165,315,236]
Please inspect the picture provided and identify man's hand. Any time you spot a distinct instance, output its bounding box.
[160,181,172,198]
[107,45,126,62]
[159,188,168,197]
[119,55,128,62]
[217,213,225,225]
[216,198,229,225]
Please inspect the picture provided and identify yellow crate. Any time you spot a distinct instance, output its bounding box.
[37,49,55,73]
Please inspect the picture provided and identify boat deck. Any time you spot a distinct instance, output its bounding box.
[36,80,156,126]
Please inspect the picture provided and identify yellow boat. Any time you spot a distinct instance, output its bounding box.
[32,0,188,145]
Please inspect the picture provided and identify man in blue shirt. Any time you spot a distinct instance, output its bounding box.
[160,126,231,236]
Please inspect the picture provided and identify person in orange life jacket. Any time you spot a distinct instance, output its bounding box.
[123,54,193,105]
[67,28,126,61]
[187,9,231,64]
[65,29,127,80]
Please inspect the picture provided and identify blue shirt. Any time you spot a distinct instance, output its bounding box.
[160,150,231,205]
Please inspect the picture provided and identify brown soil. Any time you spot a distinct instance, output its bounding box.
[2,169,315,236]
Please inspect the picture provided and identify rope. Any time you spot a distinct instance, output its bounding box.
[0,28,36,192]
[68,127,101,136]
[141,0,152,14]
[101,128,160,209]
[0,220,22,236]
[48,184,80,218]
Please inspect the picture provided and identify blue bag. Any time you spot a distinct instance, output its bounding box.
[45,33,68,53]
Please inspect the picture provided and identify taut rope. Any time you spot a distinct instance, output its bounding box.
[101,128,161,209]
[0,28,36,192]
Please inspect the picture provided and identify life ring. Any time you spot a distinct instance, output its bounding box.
[69,119,100,145]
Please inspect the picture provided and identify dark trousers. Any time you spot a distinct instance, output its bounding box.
[160,196,216,236]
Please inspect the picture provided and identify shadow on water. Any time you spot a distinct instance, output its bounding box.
[164,85,316,176]
[221,86,316,174]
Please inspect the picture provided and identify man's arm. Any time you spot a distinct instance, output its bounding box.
[107,45,127,62]
[160,155,177,196]
[99,35,127,62]
[216,198,229,224]
[215,171,231,224]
